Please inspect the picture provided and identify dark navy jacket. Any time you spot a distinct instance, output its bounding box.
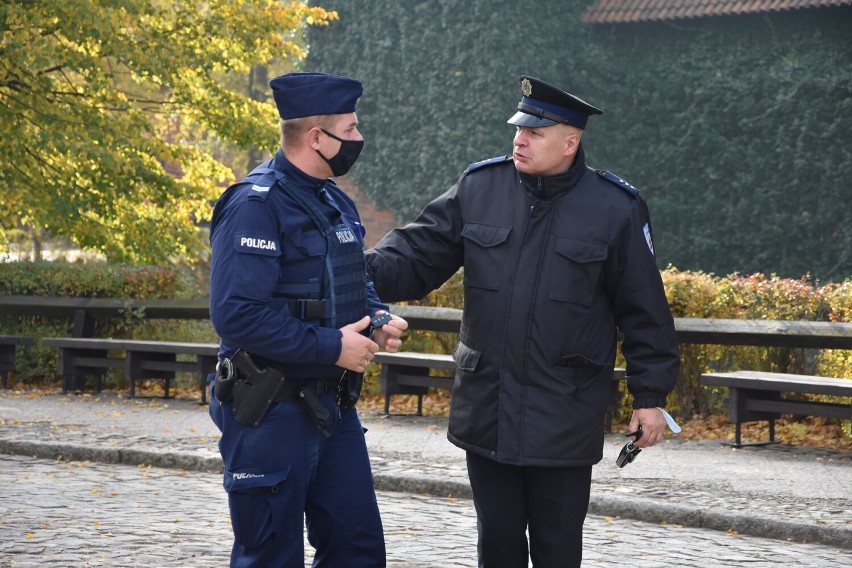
[366,145,679,466]
[209,150,385,381]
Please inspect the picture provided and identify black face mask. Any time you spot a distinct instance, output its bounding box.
[317,128,364,176]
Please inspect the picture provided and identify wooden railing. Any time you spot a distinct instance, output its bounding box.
[3,294,851,349]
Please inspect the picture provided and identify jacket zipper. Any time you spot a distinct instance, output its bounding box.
[517,176,553,460]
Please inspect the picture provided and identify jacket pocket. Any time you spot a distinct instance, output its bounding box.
[453,341,482,372]
[290,230,326,257]
[449,341,498,450]
[461,222,511,290]
[549,238,607,306]
[554,353,611,400]
[225,467,293,550]
[554,353,608,369]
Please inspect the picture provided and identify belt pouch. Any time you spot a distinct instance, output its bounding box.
[214,359,236,404]
[299,386,333,436]
[337,372,363,412]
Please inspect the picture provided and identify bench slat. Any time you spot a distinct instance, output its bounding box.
[373,352,455,369]
[136,360,197,373]
[393,372,453,390]
[66,356,125,369]
[701,371,852,396]
[42,337,218,355]
[0,335,36,346]
[746,398,852,420]
[675,318,852,349]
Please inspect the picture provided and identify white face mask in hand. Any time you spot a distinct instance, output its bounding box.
[658,407,682,433]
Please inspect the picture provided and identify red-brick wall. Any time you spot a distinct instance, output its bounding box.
[335,176,400,248]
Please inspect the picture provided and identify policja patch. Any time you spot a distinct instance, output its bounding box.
[335,228,357,244]
[235,232,280,256]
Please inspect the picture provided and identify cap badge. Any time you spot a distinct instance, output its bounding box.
[521,78,532,97]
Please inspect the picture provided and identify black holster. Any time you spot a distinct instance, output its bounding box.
[228,350,286,428]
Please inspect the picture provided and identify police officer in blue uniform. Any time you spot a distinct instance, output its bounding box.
[208,72,407,568]
[365,76,680,567]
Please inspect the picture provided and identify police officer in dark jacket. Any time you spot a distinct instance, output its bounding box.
[208,72,407,568]
[365,76,679,567]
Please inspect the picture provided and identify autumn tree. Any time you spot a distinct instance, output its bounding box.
[0,0,336,264]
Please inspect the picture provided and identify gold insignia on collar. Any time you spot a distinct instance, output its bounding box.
[521,78,532,97]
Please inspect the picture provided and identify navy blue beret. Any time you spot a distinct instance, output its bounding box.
[507,75,602,129]
[269,72,363,120]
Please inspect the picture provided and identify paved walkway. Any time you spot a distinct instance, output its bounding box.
[0,390,850,565]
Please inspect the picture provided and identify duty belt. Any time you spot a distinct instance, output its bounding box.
[274,376,337,402]
[217,360,337,403]
[215,350,340,432]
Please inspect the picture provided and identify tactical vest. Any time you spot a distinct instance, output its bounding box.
[248,167,368,329]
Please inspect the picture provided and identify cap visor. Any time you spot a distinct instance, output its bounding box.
[507,111,557,128]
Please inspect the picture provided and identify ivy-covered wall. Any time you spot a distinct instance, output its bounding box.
[307,2,852,282]
[585,11,852,283]
[307,0,598,215]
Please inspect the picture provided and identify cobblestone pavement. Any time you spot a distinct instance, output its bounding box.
[0,390,850,565]
[1,455,849,568]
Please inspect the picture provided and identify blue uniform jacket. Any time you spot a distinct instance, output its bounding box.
[209,150,386,381]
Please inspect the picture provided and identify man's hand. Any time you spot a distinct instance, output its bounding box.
[628,408,667,448]
[371,313,408,353]
[336,316,379,373]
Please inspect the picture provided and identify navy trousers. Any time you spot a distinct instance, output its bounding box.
[466,452,592,568]
[210,382,385,567]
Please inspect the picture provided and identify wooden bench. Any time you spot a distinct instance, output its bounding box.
[375,351,627,431]
[41,338,218,402]
[374,352,456,415]
[685,319,852,446]
[700,370,852,447]
[0,335,36,388]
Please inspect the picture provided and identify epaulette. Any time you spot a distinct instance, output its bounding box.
[465,155,512,174]
[244,169,282,201]
[596,169,640,198]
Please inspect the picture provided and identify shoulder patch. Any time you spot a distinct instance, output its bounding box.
[596,169,640,198]
[465,155,512,174]
[234,231,281,257]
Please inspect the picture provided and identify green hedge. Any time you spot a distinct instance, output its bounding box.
[661,270,851,418]
[0,261,212,386]
[0,261,194,298]
[307,2,852,282]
